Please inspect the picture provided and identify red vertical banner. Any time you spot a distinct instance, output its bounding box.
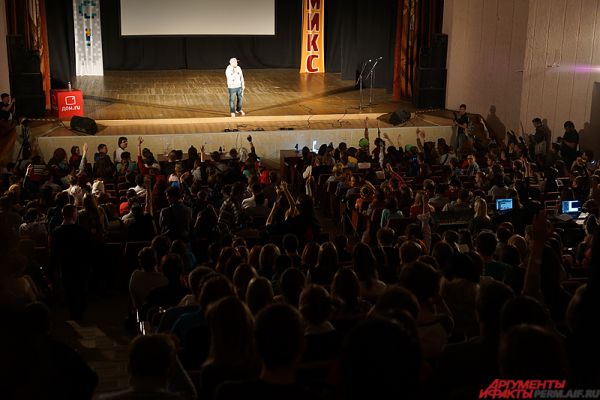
[300,0,325,73]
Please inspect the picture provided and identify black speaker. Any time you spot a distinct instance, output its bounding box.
[71,116,98,135]
[413,88,446,109]
[11,73,43,96]
[17,94,46,117]
[7,35,40,73]
[418,34,448,69]
[416,68,447,89]
[389,109,412,126]
[419,47,433,69]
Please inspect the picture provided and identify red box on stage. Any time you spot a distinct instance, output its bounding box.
[51,89,84,119]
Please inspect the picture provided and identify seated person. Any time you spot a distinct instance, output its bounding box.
[129,247,168,311]
[216,304,320,400]
[140,254,188,321]
[100,334,193,399]
[299,285,341,362]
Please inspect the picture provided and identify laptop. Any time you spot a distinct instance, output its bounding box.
[562,200,581,218]
[496,198,513,214]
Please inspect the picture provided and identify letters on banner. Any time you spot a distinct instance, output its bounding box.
[300,0,325,73]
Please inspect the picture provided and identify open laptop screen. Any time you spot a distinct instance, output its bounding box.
[496,198,513,213]
[562,200,581,215]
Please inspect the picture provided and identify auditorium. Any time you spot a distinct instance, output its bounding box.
[1,0,600,398]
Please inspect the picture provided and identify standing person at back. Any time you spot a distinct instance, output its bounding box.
[453,104,470,155]
[51,204,93,320]
[226,58,245,118]
[115,136,129,163]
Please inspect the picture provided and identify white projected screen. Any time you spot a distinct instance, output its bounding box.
[120,0,275,36]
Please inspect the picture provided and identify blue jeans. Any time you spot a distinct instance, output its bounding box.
[228,87,243,113]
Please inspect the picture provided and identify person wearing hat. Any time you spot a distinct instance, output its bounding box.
[225,57,245,118]
[357,117,371,162]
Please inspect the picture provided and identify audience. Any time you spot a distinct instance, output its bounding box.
[2,122,600,399]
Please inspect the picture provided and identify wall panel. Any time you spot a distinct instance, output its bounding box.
[445,0,600,149]
[444,0,528,131]
[520,0,600,141]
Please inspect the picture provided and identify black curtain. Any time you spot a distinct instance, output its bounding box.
[339,0,398,92]
[45,0,75,87]
[46,0,398,89]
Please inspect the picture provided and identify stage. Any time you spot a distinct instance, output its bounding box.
[26,70,455,166]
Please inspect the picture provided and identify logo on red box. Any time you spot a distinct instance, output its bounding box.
[65,96,77,106]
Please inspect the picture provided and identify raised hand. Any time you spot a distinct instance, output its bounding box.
[532,210,550,243]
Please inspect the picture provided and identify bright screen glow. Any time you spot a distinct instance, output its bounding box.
[120,0,275,36]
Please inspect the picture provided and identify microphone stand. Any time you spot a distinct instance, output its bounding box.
[356,60,370,112]
[366,58,381,106]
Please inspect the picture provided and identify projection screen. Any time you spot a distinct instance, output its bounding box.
[120,0,275,36]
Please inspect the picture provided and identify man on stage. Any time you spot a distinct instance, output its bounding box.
[226,58,245,118]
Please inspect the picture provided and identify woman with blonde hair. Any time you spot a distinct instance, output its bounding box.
[409,191,434,218]
[200,296,260,399]
[468,197,491,235]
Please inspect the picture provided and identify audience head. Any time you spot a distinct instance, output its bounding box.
[331,267,361,311]
[151,235,171,262]
[500,296,552,331]
[282,234,299,254]
[188,266,214,299]
[299,284,333,326]
[165,186,181,204]
[377,227,395,247]
[255,304,304,371]
[352,242,377,284]
[476,231,497,259]
[317,241,338,268]
[476,280,515,338]
[127,334,176,386]
[137,247,157,272]
[246,277,274,315]
[371,285,420,320]
[301,242,320,269]
[232,263,257,301]
[432,241,454,273]
[259,243,280,274]
[160,254,183,284]
[499,324,568,379]
[279,268,305,308]
[205,296,258,367]
[199,274,235,314]
[61,204,78,223]
[341,318,421,400]
[399,240,422,265]
[398,261,441,306]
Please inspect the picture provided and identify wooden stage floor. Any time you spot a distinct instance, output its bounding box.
[74,69,405,120]
[27,69,452,139]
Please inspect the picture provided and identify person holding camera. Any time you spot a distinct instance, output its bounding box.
[0,93,16,122]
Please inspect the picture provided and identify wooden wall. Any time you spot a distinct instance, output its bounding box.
[520,0,600,142]
[443,0,529,132]
[444,0,600,148]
